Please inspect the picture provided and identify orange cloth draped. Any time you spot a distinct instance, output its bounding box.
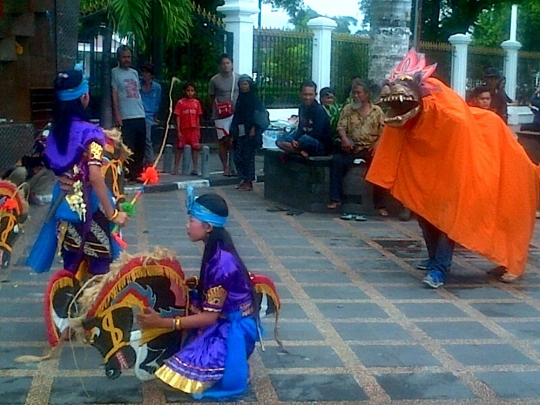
[367,78,540,276]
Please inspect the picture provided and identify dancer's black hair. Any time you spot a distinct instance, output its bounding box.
[196,194,256,305]
[51,70,90,155]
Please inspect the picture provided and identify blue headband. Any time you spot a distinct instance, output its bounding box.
[186,186,227,227]
[56,79,89,101]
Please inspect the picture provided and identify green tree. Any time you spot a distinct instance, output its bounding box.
[81,0,193,52]
[473,0,540,52]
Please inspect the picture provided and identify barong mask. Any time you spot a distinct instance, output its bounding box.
[379,49,437,127]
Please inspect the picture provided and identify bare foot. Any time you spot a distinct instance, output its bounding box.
[327,201,341,209]
[378,208,389,217]
[300,150,309,158]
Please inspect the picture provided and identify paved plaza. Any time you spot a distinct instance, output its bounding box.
[2,183,540,404]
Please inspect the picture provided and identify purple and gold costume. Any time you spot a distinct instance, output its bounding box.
[156,243,258,399]
[28,119,118,275]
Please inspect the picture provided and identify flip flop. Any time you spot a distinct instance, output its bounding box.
[340,213,355,221]
[355,215,367,222]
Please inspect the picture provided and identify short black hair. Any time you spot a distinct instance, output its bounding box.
[116,45,132,60]
[218,53,232,64]
[300,79,317,92]
[472,85,491,98]
[183,81,197,92]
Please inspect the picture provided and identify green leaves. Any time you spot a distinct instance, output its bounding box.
[81,0,193,51]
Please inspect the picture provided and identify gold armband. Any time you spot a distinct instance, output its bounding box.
[173,317,182,331]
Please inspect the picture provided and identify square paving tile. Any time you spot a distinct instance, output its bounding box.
[375,285,445,300]
[164,384,257,402]
[0,283,45,299]
[443,343,536,366]
[0,321,47,342]
[352,344,441,367]
[497,321,540,340]
[303,285,369,300]
[347,259,403,271]
[58,346,105,370]
[446,286,517,300]
[475,371,540,398]
[259,345,343,368]
[270,373,368,402]
[0,346,42,370]
[49,376,142,404]
[280,303,308,319]
[358,271,420,284]
[395,302,469,319]
[470,303,540,318]
[271,246,323,257]
[280,258,335,270]
[0,299,42,318]
[262,320,324,341]
[515,286,540,299]
[317,302,388,319]
[291,270,352,284]
[0,377,33,404]
[375,372,476,400]
[332,322,413,341]
[415,321,499,340]
[317,237,370,248]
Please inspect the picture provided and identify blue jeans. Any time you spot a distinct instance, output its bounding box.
[417,215,454,274]
[278,134,326,156]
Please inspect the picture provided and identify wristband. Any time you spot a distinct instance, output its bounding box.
[173,317,182,331]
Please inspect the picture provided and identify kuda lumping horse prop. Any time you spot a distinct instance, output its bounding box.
[43,248,282,380]
[0,180,28,268]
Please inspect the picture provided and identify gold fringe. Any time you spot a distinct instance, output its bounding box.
[155,364,214,394]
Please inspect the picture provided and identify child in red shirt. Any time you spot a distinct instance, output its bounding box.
[173,82,203,175]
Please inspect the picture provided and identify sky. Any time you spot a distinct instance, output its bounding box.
[258,0,364,33]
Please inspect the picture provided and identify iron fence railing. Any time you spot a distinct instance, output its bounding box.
[253,29,313,108]
[331,33,370,102]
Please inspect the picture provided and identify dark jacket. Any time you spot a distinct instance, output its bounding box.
[293,100,331,153]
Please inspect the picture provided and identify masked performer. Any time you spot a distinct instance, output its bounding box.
[136,187,258,399]
[367,50,540,288]
[27,69,129,275]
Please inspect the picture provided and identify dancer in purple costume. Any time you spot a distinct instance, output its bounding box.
[137,186,258,399]
[27,69,128,275]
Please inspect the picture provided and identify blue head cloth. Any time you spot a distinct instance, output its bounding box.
[56,78,89,101]
[186,186,227,227]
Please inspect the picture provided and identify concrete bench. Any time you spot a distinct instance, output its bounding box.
[263,149,400,214]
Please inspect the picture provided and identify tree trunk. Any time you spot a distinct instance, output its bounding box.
[100,28,113,129]
[368,0,413,85]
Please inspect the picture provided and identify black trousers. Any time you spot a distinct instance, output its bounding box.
[121,118,146,181]
[329,149,385,208]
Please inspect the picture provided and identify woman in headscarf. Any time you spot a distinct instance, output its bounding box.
[230,75,268,191]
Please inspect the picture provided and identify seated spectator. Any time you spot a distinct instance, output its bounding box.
[3,126,53,205]
[319,87,336,110]
[276,80,331,157]
[327,79,388,215]
[469,85,492,109]
[521,85,540,132]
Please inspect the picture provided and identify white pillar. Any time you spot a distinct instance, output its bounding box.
[217,0,259,76]
[307,17,337,90]
[448,33,472,99]
[501,40,521,101]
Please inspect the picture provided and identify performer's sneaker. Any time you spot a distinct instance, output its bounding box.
[423,270,445,289]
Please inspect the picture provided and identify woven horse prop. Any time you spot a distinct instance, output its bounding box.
[43,248,282,380]
[0,180,28,268]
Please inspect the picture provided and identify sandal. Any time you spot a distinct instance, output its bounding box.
[378,208,389,217]
[327,201,342,209]
[340,213,355,221]
[355,215,367,221]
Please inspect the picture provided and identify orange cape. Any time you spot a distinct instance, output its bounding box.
[367,78,540,276]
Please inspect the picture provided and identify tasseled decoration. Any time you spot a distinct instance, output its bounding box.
[140,166,159,184]
[120,201,136,218]
[1,197,17,211]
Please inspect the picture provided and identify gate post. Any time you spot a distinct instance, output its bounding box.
[448,33,471,99]
[217,0,259,75]
[308,17,337,89]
